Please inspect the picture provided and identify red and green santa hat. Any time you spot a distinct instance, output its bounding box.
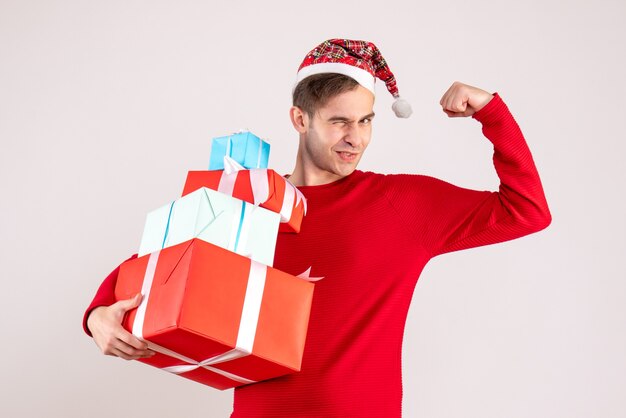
[295,38,412,118]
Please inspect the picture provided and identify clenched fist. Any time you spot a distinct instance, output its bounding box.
[440,81,494,118]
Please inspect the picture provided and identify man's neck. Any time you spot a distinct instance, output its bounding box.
[287,167,346,187]
[288,142,356,186]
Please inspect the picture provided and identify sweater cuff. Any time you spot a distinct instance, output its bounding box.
[472,92,511,126]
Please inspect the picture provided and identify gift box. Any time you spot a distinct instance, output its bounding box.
[182,169,307,233]
[209,131,270,170]
[116,238,315,390]
[138,187,280,266]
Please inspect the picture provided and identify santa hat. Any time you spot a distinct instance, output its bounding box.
[295,39,412,118]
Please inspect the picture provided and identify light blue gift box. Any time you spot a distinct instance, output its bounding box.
[138,187,280,266]
[209,131,270,170]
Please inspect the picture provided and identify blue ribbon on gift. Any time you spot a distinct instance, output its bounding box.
[233,201,246,252]
[160,190,247,253]
[161,201,175,249]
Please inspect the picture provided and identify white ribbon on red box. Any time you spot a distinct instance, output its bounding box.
[218,156,307,224]
[132,249,268,385]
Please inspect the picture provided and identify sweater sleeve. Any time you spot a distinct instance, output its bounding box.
[82,254,138,336]
[383,93,551,257]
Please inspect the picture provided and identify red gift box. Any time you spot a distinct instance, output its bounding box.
[182,169,306,233]
[115,238,315,390]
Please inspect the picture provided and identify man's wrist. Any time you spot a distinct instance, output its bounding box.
[472,92,504,123]
[85,305,105,336]
[473,92,495,113]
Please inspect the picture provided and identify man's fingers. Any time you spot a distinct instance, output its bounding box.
[439,81,458,105]
[440,81,475,114]
[443,108,475,118]
[440,81,492,116]
[440,81,460,106]
[103,318,151,353]
[108,347,133,360]
[117,328,149,350]
[110,347,142,361]
[107,339,155,360]
[443,94,468,113]
[115,293,143,313]
[89,297,157,361]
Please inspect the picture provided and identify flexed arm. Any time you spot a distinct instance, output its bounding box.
[434,82,551,255]
[383,82,551,257]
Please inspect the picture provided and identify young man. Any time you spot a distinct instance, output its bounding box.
[84,39,551,417]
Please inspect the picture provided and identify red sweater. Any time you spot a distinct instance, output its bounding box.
[84,93,551,417]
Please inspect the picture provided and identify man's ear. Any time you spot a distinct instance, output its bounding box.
[290,106,308,134]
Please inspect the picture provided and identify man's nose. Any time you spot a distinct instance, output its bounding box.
[343,124,362,148]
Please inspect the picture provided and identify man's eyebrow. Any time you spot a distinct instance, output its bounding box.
[327,112,376,122]
[327,115,352,122]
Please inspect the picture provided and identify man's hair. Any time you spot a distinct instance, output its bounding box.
[292,73,359,118]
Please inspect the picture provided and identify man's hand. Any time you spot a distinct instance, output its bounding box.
[440,81,494,118]
[87,293,155,360]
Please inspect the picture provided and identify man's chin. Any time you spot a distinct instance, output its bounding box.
[334,164,358,178]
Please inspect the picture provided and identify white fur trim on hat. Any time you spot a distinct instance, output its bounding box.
[294,62,376,95]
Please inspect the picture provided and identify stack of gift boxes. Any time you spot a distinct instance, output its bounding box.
[114,131,314,390]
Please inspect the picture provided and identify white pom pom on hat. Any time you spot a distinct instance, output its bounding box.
[392,97,412,118]
[295,39,412,118]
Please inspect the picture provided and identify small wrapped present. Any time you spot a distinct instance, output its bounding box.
[116,239,315,390]
[182,167,306,233]
[138,187,280,266]
[209,131,270,170]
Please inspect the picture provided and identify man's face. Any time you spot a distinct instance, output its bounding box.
[299,85,375,184]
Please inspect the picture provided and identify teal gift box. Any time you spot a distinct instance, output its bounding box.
[209,131,270,170]
[138,187,280,266]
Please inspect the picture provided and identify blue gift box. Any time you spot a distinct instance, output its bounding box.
[209,131,270,170]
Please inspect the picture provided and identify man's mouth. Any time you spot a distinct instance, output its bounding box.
[336,151,358,161]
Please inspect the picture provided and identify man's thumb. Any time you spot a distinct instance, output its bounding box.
[117,293,143,312]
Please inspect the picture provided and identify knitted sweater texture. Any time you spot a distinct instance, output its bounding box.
[84,93,551,417]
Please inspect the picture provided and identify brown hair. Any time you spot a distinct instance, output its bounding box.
[292,73,359,118]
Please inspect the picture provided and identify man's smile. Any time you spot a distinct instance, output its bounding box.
[336,151,359,161]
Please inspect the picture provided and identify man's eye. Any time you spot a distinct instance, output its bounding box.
[361,118,371,124]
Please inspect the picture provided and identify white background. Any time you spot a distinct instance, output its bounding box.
[1,0,624,417]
